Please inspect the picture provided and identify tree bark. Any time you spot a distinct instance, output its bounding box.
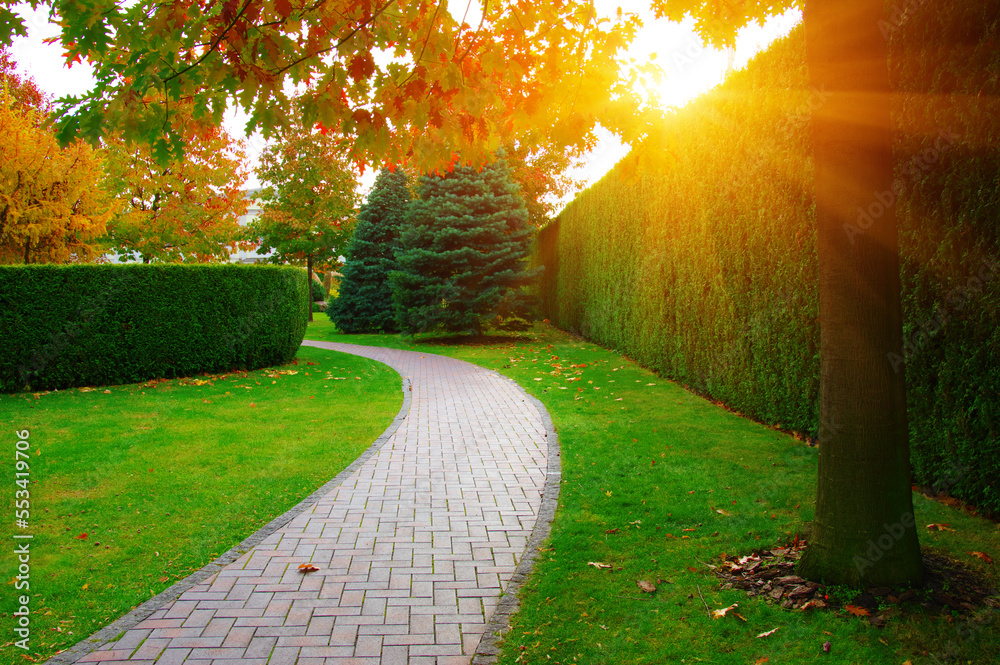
[797,0,923,586]
[307,253,314,323]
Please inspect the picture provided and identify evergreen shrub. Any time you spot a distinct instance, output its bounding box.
[535,3,1000,512]
[0,264,308,392]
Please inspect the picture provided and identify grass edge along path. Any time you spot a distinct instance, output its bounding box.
[0,346,403,665]
[304,318,1000,665]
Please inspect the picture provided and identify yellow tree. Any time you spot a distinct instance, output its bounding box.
[102,110,251,262]
[0,90,111,264]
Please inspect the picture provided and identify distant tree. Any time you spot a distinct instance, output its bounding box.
[503,139,584,228]
[0,47,48,113]
[391,156,540,335]
[251,99,359,321]
[328,168,411,333]
[0,89,111,264]
[102,109,251,263]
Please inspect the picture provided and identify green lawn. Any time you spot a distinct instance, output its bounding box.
[0,345,402,665]
[306,317,1000,665]
[2,317,995,665]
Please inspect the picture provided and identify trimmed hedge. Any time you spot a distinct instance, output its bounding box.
[1,264,308,392]
[535,2,1000,512]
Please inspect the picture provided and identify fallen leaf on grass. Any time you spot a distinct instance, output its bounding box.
[636,580,656,593]
[82,583,88,590]
[926,523,955,531]
[587,562,612,570]
[756,627,779,638]
[969,551,994,563]
[297,563,319,573]
[74,533,88,540]
[822,640,831,653]
[249,402,256,408]
[754,659,769,665]
[844,605,870,617]
[712,603,738,619]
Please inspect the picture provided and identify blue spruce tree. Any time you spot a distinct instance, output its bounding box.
[328,168,411,332]
[391,156,540,335]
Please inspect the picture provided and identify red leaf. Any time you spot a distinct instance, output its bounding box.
[969,551,994,564]
[75,533,88,540]
[347,52,375,81]
[298,563,319,573]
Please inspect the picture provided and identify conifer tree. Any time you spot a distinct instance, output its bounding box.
[391,157,540,335]
[328,168,411,332]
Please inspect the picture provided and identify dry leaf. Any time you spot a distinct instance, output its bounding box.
[712,602,738,619]
[74,533,88,540]
[754,659,769,665]
[297,563,319,573]
[926,523,955,531]
[587,562,612,570]
[249,402,256,408]
[756,627,779,638]
[844,605,870,617]
[636,580,656,593]
[82,583,89,590]
[969,551,994,564]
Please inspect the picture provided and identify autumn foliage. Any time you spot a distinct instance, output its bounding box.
[102,109,251,263]
[0,88,112,264]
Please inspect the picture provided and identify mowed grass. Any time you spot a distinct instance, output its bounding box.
[0,345,401,665]
[306,317,1000,665]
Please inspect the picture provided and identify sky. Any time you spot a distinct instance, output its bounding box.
[6,1,800,204]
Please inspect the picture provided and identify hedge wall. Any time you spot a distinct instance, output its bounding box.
[1,264,309,392]
[536,1,1000,512]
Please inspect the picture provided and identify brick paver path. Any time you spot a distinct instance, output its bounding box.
[57,341,557,665]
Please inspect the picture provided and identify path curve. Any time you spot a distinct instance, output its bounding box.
[52,341,559,665]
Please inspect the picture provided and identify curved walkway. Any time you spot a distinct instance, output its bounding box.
[55,341,559,665]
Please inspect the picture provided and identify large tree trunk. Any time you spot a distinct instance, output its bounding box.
[797,0,923,586]
[307,254,314,323]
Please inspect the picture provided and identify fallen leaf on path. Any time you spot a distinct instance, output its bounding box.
[297,563,319,573]
[756,627,779,638]
[712,603,738,619]
[636,580,656,593]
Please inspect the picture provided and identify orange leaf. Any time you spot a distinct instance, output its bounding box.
[74,533,88,540]
[298,563,319,573]
[926,523,954,531]
[844,605,870,617]
[969,551,994,564]
[249,402,256,408]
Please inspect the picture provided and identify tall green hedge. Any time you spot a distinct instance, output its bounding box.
[1,264,309,392]
[536,1,1000,512]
